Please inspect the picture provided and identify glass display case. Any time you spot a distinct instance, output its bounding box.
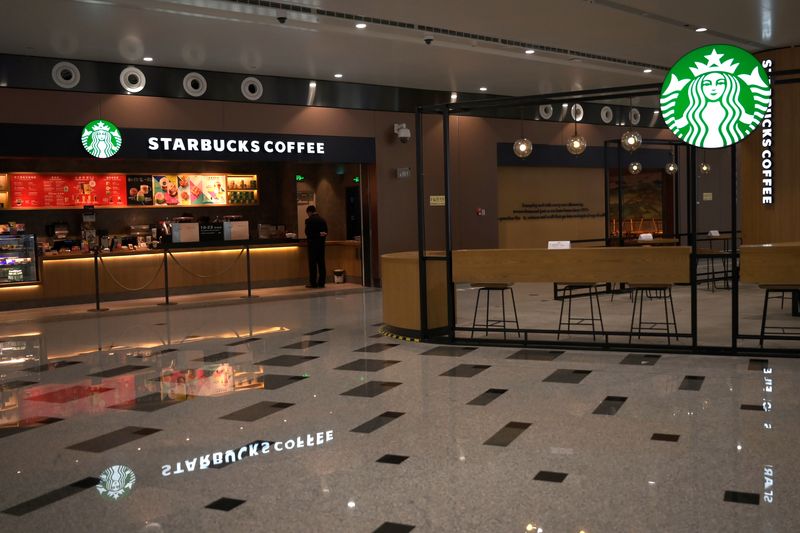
[0,234,38,284]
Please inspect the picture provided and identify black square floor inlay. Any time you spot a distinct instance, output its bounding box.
[0,417,63,439]
[88,365,149,378]
[351,411,404,433]
[534,471,568,483]
[0,380,36,390]
[507,349,563,361]
[440,364,490,378]
[342,381,402,397]
[220,401,293,422]
[2,477,100,516]
[593,396,628,415]
[256,355,318,367]
[304,328,333,336]
[377,454,409,464]
[373,523,415,533]
[741,404,766,411]
[66,426,161,453]
[24,361,81,372]
[108,393,182,413]
[484,421,531,446]
[421,346,476,357]
[679,375,705,391]
[748,358,769,371]
[724,491,759,505]
[355,343,399,353]
[651,433,680,442]
[194,351,244,363]
[206,497,246,511]
[226,338,261,346]
[467,388,507,406]
[543,369,592,384]
[282,340,326,349]
[620,353,661,365]
[336,359,400,372]
[257,374,308,390]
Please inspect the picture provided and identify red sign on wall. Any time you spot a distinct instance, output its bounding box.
[9,174,127,208]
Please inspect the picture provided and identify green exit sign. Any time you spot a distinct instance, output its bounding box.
[353,176,360,183]
[295,174,305,182]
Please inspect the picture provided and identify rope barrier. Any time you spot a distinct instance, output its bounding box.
[99,256,164,292]
[167,248,245,279]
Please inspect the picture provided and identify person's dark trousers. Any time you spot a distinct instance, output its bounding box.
[308,241,326,287]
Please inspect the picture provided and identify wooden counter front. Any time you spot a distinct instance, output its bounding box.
[741,243,800,285]
[381,252,448,335]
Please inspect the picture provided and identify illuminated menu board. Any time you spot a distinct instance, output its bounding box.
[10,174,126,208]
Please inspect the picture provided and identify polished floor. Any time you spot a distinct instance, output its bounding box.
[0,287,798,532]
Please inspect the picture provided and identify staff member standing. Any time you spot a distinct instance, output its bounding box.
[304,205,328,288]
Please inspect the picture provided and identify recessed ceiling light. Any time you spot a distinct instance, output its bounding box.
[355,22,367,29]
[309,81,317,88]
[334,73,343,78]
[695,27,707,32]
[643,68,652,73]
[450,92,458,101]
[143,57,153,62]
[479,87,487,91]
[562,103,568,108]
[524,49,535,55]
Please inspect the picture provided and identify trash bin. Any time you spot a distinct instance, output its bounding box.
[333,269,345,284]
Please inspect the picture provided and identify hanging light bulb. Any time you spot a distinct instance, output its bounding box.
[665,162,678,175]
[628,161,642,175]
[514,108,532,158]
[566,121,587,155]
[621,130,642,152]
[699,161,712,175]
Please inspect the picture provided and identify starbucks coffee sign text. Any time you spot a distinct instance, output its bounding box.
[148,136,326,155]
[760,59,773,205]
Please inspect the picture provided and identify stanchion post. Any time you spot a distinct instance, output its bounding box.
[160,248,174,306]
[88,249,108,312]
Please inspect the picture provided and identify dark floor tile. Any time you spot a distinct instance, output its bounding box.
[0,380,36,390]
[620,353,661,366]
[377,454,409,464]
[421,346,476,357]
[507,349,563,361]
[256,355,318,367]
[226,338,261,347]
[24,361,81,373]
[440,364,491,378]
[593,396,628,415]
[679,375,705,391]
[27,385,113,403]
[88,365,149,378]
[467,388,507,406]
[355,343,399,353]
[194,351,244,363]
[336,359,400,372]
[0,417,63,439]
[304,328,333,336]
[108,393,182,412]
[533,471,568,482]
[741,404,766,411]
[483,421,531,447]
[220,401,293,422]
[724,491,760,505]
[651,433,680,442]
[373,523,415,533]
[2,477,100,516]
[206,497,246,511]
[543,369,592,384]
[66,426,161,453]
[282,340,326,349]
[257,374,308,390]
[748,358,769,371]
[351,411,404,433]
[342,381,402,398]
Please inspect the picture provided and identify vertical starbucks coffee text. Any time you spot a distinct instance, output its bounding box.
[760,59,773,205]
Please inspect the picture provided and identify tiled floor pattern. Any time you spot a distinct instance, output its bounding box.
[0,289,797,531]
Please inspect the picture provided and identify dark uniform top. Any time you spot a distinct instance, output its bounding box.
[305,213,328,287]
[305,213,328,242]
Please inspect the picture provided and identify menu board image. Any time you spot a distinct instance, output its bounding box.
[73,174,126,207]
[184,175,226,205]
[10,173,127,208]
[10,174,43,207]
[154,175,180,206]
[177,175,191,206]
[126,175,154,206]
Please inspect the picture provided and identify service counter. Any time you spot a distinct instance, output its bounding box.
[0,240,361,309]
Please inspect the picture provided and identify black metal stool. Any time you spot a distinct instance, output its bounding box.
[629,283,679,344]
[758,284,800,347]
[556,283,605,340]
[470,283,520,339]
[701,250,730,292]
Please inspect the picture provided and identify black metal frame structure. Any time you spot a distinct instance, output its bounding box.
[413,73,800,357]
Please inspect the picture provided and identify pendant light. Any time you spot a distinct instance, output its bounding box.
[665,161,679,175]
[513,108,533,158]
[621,97,642,152]
[699,150,711,175]
[566,116,587,156]
[628,161,642,175]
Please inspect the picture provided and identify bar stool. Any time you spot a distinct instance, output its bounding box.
[470,283,520,339]
[556,283,605,340]
[628,283,679,344]
[758,285,800,347]
[702,250,730,292]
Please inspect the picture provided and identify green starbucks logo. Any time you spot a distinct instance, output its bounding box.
[96,465,136,500]
[661,45,770,148]
[81,119,122,158]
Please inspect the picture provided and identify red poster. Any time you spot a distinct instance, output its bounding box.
[9,174,44,208]
[10,173,128,208]
[41,175,74,207]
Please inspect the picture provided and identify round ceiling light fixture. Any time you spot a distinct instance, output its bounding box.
[479,86,488,92]
[183,72,207,97]
[567,133,587,156]
[600,106,614,124]
[119,66,146,93]
[355,22,367,29]
[513,138,533,158]
[695,27,708,32]
[51,61,80,89]
[570,103,584,122]
[628,161,643,175]
[524,49,535,55]
[700,162,712,175]
[629,107,641,125]
[665,161,679,175]
[538,104,553,120]
[240,76,263,101]
[621,130,642,152]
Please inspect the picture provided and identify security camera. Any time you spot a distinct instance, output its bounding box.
[277,16,287,24]
[423,36,434,45]
[394,123,411,143]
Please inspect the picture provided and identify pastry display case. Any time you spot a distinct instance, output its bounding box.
[0,233,38,284]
